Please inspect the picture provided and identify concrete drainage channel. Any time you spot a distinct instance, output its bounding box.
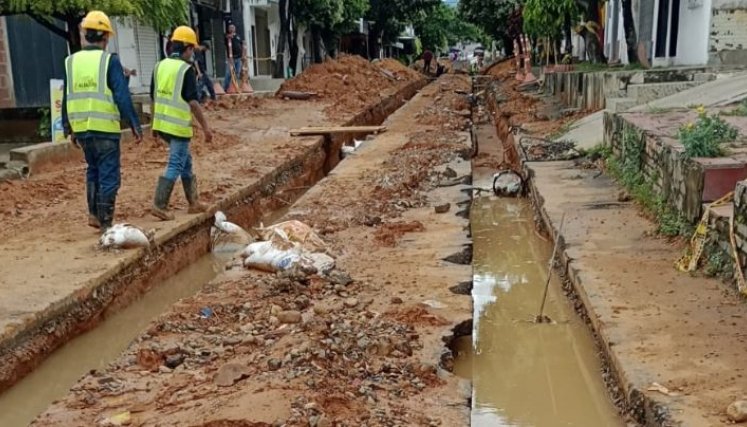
[0,79,426,425]
[448,76,627,426]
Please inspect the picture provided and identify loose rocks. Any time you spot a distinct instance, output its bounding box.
[727,400,747,422]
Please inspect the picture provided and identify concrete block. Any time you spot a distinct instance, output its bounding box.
[627,82,700,104]
[694,73,718,83]
[694,157,747,202]
[607,97,638,112]
[9,141,83,175]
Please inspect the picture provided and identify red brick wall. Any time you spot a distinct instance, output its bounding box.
[0,18,15,109]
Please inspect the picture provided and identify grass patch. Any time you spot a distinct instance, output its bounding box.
[679,106,737,158]
[722,98,747,117]
[593,131,692,237]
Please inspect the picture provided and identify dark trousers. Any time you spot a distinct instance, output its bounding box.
[197,74,216,102]
[423,59,432,73]
[80,137,121,226]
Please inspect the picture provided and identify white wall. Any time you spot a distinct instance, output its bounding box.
[675,0,712,65]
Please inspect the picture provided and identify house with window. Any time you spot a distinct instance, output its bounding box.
[605,0,747,67]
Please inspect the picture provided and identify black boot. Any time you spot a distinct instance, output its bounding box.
[151,176,175,221]
[97,198,115,232]
[86,181,100,229]
[182,175,208,214]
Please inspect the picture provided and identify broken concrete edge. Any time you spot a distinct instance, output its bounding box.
[5,125,153,179]
[523,163,672,427]
[0,79,426,394]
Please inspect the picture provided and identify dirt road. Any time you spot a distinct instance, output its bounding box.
[33,75,474,426]
[0,57,425,395]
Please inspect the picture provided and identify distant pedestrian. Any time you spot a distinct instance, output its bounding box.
[150,26,213,221]
[423,49,433,74]
[223,23,245,91]
[194,43,216,103]
[62,10,143,232]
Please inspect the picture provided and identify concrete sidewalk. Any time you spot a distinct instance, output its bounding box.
[556,71,747,151]
[527,160,747,426]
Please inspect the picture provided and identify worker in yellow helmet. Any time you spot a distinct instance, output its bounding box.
[62,11,143,232]
[150,25,213,220]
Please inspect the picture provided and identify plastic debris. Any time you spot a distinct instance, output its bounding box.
[242,222,335,273]
[492,170,523,197]
[99,224,153,249]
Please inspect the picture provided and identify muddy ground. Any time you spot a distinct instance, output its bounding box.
[33,75,474,426]
[0,56,426,396]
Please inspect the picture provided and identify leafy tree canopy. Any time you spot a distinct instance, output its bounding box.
[459,0,522,47]
[413,3,489,52]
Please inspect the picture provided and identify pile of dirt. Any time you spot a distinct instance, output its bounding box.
[377,58,423,81]
[278,55,422,119]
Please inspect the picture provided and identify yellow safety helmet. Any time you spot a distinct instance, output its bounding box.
[171,26,198,47]
[81,10,114,34]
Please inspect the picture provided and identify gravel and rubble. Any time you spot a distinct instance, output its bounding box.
[34,76,473,427]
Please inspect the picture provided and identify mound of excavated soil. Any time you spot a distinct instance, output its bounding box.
[278,55,422,119]
[377,58,423,81]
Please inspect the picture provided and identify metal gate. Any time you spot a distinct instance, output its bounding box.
[6,15,67,108]
[135,23,159,91]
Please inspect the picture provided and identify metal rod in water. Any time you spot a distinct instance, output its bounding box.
[536,212,565,323]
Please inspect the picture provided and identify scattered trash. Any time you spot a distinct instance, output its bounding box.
[422,300,446,309]
[254,220,328,253]
[199,307,214,319]
[99,224,153,249]
[492,170,523,197]
[520,137,581,161]
[647,382,679,397]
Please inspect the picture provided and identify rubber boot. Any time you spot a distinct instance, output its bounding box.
[182,175,208,214]
[86,181,100,229]
[151,176,176,221]
[97,199,115,232]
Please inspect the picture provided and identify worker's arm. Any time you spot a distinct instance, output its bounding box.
[149,73,156,139]
[61,64,70,138]
[107,55,143,142]
[182,67,212,142]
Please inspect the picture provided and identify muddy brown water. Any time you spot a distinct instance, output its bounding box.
[454,196,623,427]
[0,251,232,426]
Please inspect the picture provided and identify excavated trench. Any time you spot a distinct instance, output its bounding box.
[449,76,625,426]
[0,80,426,426]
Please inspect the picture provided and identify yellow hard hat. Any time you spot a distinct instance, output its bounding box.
[81,11,114,34]
[171,26,198,47]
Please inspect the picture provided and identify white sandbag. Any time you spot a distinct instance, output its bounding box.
[255,220,327,253]
[308,252,335,275]
[100,224,152,249]
[242,240,304,272]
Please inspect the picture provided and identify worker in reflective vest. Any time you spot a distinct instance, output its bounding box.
[62,10,143,232]
[150,26,213,221]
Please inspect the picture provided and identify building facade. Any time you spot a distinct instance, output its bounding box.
[605,0,747,67]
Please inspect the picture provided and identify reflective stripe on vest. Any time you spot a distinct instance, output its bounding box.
[152,58,193,138]
[65,50,120,134]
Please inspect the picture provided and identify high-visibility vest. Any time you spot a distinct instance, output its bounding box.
[65,50,121,134]
[152,58,193,138]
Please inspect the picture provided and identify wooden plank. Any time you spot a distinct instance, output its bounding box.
[290,126,387,136]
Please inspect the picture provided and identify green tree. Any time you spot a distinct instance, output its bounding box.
[459,0,522,54]
[365,0,440,58]
[523,0,577,63]
[293,0,369,62]
[413,3,489,53]
[0,0,188,52]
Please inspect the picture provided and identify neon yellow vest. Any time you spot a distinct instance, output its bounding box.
[65,50,120,134]
[152,58,193,138]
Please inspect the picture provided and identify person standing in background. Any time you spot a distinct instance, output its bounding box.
[194,42,216,103]
[222,23,244,91]
[422,49,433,74]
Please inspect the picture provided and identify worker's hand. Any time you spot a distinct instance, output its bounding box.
[204,128,213,144]
[132,127,143,144]
[71,135,81,150]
